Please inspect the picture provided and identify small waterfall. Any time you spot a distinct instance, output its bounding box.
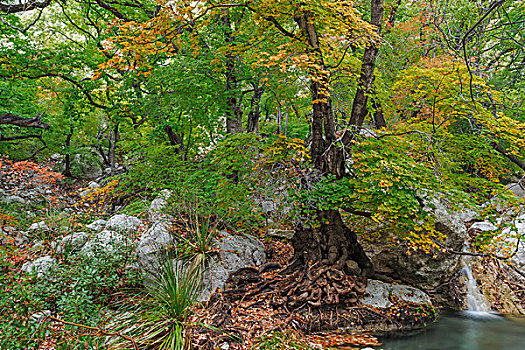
[461,248,499,318]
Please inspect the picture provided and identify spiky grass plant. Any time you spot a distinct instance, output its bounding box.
[109,258,202,350]
[176,214,219,270]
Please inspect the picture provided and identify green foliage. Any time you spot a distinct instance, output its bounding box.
[175,213,219,270]
[25,242,141,348]
[110,259,202,350]
[0,259,44,350]
[250,330,313,350]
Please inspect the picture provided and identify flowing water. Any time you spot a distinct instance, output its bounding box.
[380,250,525,349]
[381,311,525,350]
[460,250,496,318]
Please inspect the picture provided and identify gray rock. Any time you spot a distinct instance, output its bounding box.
[137,222,175,272]
[506,182,525,199]
[361,279,432,309]
[21,256,56,278]
[105,214,142,233]
[366,197,467,291]
[14,231,29,246]
[460,208,478,222]
[67,153,103,179]
[80,230,128,257]
[87,181,100,189]
[1,195,27,204]
[28,221,49,232]
[29,310,51,324]
[470,221,498,232]
[199,231,266,302]
[268,229,294,240]
[493,225,525,268]
[260,200,277,214]
[148,190,173,223]
[31,240,45,251]
[86,219,107,232]
[56,232,88,254]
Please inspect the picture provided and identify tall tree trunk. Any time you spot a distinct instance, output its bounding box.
[348,0,384,130]
[246,84,264,133]
[108,123,119,170]
[223,15,243,134]
[63,127,73,178]
[294,11,373,275]
[372,98,387,129]
[164,124,186,160]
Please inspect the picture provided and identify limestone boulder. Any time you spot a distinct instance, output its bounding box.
[199,231,266,302]
[148,190,174,223]
[21,256,56,279]
[361,279,432,309]
[86,219,107,232]
[0,195,27,205]
[137,222,176,272]
[80,230,128,257]
[28,221,49,232]
[105,214,142,233]
[366,197,467,292]
[506,182,525,199]
[56,232,88,254]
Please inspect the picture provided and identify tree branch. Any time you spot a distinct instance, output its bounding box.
[0,113,50,129]
[0,0,52,14]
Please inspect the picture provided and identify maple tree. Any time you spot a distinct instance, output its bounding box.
[2,0,525,341]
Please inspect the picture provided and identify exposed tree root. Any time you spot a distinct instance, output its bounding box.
[225,262,367,314]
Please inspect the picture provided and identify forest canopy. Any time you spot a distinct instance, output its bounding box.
[1,0,525,347]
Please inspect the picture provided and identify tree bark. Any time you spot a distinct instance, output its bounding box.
[164,125,185,159]
[109,123,119,170]
[0,113,50,129]
[246,84,264,133]
[372,98,387,128]
[0,0,51,14]
[63,127,73,178]
[294,11,373,275]
[223,15,243,134]
[348,0,384,130]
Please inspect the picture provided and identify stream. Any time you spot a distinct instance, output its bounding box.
[381,251,525,350]
[381,311,525,350]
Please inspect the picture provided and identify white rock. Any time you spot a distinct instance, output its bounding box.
[28,221,49,232]
[361,279,432,309]
[21,256,56,279]
[80,230,128,257]
[137,222,175,272]
[86,219,107,232]
[87,181,100,189]
[470,221,498,232]
[198,232,266,302]
[506,182,525,199]
[56,232,88,253]
[105,214,142,233]
[148,190,173,222]
[1,195,27,205]
[29,310,51,324]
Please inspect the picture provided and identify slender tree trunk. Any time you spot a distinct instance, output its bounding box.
[63,127,73,178]
[246,84,264,133]
[164,125,186,160]
[372,98,387,128]
[294,11,373,275]
[348,0,384,130]
[108,123,119,170]
[223,15,243,134]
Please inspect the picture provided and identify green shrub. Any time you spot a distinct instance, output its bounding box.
[110,258,203,350]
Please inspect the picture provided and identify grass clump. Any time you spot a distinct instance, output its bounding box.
[110,258,203,350]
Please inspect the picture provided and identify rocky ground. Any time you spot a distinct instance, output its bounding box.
[2,161,525,349]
